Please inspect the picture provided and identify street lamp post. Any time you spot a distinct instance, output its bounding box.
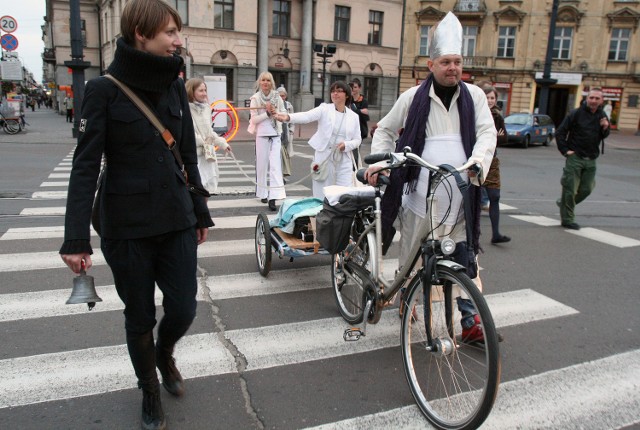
[64,0,91,138]
[536,0,559,115]
[313,43,336,101]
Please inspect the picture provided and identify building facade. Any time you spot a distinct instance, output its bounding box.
[401,0,640,131]
[43,0,403,122]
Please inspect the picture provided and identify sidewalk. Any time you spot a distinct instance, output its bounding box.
[0,107,75,145]
[3,106,638,151]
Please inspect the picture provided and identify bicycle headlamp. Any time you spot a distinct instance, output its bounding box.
[441,238,456,255]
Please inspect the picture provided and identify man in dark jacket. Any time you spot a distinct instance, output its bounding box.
[556,88,610,230]
[59,1,213,428]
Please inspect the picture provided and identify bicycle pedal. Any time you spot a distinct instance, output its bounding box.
[343,328,364,341]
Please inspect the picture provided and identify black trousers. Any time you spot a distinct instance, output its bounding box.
[101,227,198,337]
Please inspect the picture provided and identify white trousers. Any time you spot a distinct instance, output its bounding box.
[255,135,286,200]
[396,206,482,293]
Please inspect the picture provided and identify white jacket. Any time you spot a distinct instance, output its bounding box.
[287,103,361,155]
[189,102,229,153]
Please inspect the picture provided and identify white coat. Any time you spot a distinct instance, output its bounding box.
[287,103,362,197]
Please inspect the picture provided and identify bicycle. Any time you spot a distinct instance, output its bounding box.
[0,111,22,135]
[330,147,501,430]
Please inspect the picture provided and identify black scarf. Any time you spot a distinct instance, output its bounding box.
[380,75,483,253]
[106,38,183,93]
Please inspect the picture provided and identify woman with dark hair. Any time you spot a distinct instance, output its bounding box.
[59,0,213,428]
[275,81,361,198]
[482,86,510,244]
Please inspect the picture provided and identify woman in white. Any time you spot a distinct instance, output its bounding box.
[275,81,361,199]
[186,78,231,195]
[248,72,287,211]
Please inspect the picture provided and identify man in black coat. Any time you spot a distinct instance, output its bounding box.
[59,1,213,428]
[556,88,610,230]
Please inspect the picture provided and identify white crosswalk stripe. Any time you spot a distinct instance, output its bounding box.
[2,151,640,429]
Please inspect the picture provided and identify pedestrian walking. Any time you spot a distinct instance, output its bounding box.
[59,0,213,428]
[275,81,361,199]
[481,85,510,244]
[556,88,610,230]
[186,77,232,195]
[248,71,287,211]
[64,96,73,122]
[364,12,500,343]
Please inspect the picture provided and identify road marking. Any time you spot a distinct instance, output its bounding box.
[304,349,640,430]
[0,240,256,272]
[48,173,70,179]
[511,216,640,248]
[40,182,69,187]
[0,289,578,409]
[19,207,66,216]
[16,197,305,216]
[567,227,640,248]
[2,215,271,240]
[53,167,71,171]
[0,261,399,322]
[499,202,516,210]
[510,215,559,227]
[31,184,310,199]
[0,333,236,408]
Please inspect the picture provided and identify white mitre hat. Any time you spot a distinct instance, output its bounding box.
[428,12,463,59]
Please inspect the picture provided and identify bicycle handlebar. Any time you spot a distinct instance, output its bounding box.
[363,152,392,164]
[366,147,480,175]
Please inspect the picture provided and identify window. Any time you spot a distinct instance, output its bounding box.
[609,28,630,61]
[214,0,234,30]
[368,11,383,45]
[273,1,290,37]
[334,6,350,42]
[419,25,431,56]
[553,27,573,60]
[172,0,188,25]
[364,77,378,106]
[80,19,87,47]
[497,26,516,58]
[462,26,477,57]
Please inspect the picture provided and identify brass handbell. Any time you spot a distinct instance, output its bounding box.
[66,267,102,310]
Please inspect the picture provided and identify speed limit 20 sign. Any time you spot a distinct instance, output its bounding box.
[0,15,18,33]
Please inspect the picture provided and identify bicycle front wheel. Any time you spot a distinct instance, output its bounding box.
[331,230,377,324]
[3,119,21,135]
[400,265,501,430]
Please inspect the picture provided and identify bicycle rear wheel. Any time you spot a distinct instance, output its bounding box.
[400,265,500,430]
[331,230,376,324]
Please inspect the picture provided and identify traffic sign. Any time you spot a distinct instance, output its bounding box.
[0,15,18,33]
[1,33,19,51]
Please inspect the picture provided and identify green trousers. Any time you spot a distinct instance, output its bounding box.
[559,154,596,224]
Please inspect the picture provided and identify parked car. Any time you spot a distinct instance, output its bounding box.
[504,113,556,148]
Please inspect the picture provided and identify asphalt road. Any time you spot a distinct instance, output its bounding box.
[1,108,640,429]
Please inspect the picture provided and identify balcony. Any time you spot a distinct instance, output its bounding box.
[42,48,56,64]
[454,0,487,12]
[463,56,489,68]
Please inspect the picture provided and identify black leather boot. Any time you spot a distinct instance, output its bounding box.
[268,199,277,211]
[156,344,185,397]
[140,381,166,430]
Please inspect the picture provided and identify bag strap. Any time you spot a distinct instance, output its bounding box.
[104,74,187,179]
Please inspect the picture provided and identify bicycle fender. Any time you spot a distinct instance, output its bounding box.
[437,259,466,272]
